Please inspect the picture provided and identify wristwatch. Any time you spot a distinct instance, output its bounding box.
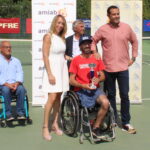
[132,57,136,62]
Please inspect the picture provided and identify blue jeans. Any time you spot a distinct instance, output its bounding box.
[0,85,26,117]
[104,70,131,125]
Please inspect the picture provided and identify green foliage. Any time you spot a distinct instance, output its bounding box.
[0,0,149,20]
[0,0,31,18]
[77,0,91,19]
[143,0,150,19]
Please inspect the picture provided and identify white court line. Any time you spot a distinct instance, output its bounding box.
[142,98,150,101]
[143,53,150,56]
[28,98,150,104]
[143,62,150,66]
[142,37,150,40]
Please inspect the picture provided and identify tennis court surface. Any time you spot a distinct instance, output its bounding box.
[0,39,150,150]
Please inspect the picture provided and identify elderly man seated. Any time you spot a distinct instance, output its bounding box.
[0,41,26,121]
[69,35,109,139]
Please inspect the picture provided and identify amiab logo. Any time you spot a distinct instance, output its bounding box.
[38,29,48,34]
[58,8,67,17]
[38,8,67,17]
[38,10,57,15]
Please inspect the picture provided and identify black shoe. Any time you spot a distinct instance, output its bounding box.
[17,114,26,120]
[6,115,15,121]
[92,128,106,139]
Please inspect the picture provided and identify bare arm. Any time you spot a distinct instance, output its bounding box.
[91,31,102,60]
[42,34,55,85]
[128,26,138,66]
[130,28,138,58]
[70,73,93,90]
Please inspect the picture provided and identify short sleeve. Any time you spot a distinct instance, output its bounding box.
[69,58,77,74]
[97,59,105,71]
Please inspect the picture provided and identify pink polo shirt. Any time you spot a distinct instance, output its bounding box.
[91,22,138,72]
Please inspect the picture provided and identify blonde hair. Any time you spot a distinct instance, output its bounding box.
[49,15,67,40]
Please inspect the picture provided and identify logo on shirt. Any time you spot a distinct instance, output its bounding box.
[79,63,96,69]
[79,64,89,69]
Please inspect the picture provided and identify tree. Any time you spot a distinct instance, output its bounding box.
[77,0,91,19]
[0,0,149,20]
[143,0,150,19]
[0,0,31,18]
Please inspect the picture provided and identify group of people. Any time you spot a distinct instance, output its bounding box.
[42,5,138,141]
[0,5,138,142]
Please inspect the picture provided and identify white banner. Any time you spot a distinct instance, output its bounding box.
[32,0,76,106]
[91,0,142,103]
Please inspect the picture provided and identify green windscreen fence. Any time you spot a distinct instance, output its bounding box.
[143,39,150,66]
[10,40,32,65]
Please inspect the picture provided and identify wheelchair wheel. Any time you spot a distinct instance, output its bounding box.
[61,91,80,136]
[0,120,7,128]
[26,117,33,125]
[18,119,26,126]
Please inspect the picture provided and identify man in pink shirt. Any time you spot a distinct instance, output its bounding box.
[91,5,138,134]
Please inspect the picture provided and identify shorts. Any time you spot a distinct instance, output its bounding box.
[76,88,105,108]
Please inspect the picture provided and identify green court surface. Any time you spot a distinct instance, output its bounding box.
[0,40,150,150]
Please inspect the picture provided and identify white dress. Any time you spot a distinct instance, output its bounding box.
[42,34,69,93]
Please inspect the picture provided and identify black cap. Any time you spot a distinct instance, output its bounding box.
[79,35,92,46]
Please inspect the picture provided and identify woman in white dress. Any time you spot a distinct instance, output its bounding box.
[42,15,69,141]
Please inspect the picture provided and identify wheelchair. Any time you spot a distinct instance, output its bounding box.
[0,89,32,127]
[60,91,116,144]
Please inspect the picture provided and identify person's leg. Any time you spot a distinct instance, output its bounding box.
[0,86,12,118]
[93,95,109,129]
[91,90,110,139]
[104,71,117,120]
[16,85,26,116]
[117,70,136,134]
[117,70,130,125]
[51,92,63,135]
[43,93,58,141]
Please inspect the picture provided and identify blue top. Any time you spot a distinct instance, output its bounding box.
[0,54,23,85]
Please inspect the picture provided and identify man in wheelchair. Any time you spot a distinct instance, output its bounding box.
[69,35,110,139]
[0,41,26,121]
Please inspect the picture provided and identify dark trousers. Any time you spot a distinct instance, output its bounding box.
[104,70,131,125]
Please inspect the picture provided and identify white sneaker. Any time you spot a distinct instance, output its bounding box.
[122,124,136,134]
